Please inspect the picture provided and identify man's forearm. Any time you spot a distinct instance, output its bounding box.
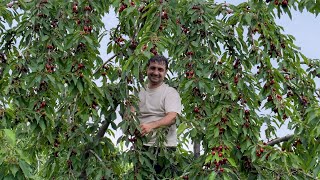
[140,112,177,136]
[150,112,177,129]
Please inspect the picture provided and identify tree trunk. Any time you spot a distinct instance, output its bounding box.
[193,140,200,158]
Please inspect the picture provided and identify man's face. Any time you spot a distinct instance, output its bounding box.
[147,61,167,86]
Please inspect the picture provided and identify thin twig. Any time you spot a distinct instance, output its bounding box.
[93,54,117,75]
[88,149,107,168]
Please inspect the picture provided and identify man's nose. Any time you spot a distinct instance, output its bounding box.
[152,69,160,75]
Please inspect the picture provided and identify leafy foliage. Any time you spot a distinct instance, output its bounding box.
[0,0,319,179]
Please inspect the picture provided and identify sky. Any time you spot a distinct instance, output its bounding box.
[100,1,320,149]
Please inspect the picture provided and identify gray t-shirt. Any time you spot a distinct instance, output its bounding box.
[138,83,181,147]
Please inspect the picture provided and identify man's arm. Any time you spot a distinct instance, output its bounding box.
[140,112,177,136]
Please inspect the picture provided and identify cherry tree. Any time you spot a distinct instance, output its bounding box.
[0,0,319,179]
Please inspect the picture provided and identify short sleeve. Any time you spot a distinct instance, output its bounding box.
[164,88,182,114]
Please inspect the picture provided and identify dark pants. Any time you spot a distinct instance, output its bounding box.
[142,145,177,178]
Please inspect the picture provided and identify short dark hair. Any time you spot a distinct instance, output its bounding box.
[147,55,168,70]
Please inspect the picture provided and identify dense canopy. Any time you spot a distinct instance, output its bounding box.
[0,0,319,179]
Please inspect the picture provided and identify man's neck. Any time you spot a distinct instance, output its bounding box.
[148,82,163,89]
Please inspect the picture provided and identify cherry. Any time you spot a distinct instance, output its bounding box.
[54,151,59,157]
[245,109,250,116]
[234,76,239,84]
[72,5,78,13]
[161,11,168,20]
[129,41,138,50]
[78,63,85,69]
[119,3,127,13]
[47,45,54,50]
[193,107,200,113]
[281,0,288,7]
[211,151,216,156]
[282,114,288,120]
[88,26,92,32]
[84,6,92,11]
[260,148,264,153]
[270,79,275,85]
[138,6,145,12]
[218,153,223,157]
[192,6,200,10]
[83,26,89,32]
[40,101,46,108]
[186,51,194,56]
[142,44,147,51]
[276,94,282,100]
[219,168,224,172]
[150,46,158,55]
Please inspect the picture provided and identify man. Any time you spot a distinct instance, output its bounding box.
[138,55,182,177]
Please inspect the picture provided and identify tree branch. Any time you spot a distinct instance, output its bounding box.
[315,88,320,99]
[93,54,117,75]
[266,134,294,146]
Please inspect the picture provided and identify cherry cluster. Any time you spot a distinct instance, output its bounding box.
[72,2,94,35]
[210,145,229,173]
[243,109,250,128]
[34,100,47,117]
[185,62,194,79]
[269,0,288,7]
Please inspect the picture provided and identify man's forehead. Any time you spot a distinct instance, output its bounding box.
[149,61,166,68]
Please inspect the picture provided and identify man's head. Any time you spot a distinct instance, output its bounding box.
[146,55,168,88]
[147,55,168,70]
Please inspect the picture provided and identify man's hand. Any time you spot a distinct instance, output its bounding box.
[140,123,155,136]
[139,112,178,136]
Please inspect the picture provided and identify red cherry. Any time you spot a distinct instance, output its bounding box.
[84,6,92,11]
[234,76,239,84]
[211,151,216,156]
[47,45,54,50]
[72,5,78,13]
[245,109,250,116]
[41,101,46,108]
[83,26,89,32]
[220,168,224,172]
[218,153,223,157]
[281,0,288,7]
[270,79,275,85]
[119,4,127,13]
[193,107,200,113]
[276,94,282,100]
[161,11,168,20]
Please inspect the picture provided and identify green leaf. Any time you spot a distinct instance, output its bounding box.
[10,165,19,177]
[19,160,31,177]
[4,129,16,146]
[209,171,217,180]
[227,158,236,167]
[39,119,46,133]
[77,80,84,94]
[47,74,55,84]
[41,35,49,41]
[177,122,188,135]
